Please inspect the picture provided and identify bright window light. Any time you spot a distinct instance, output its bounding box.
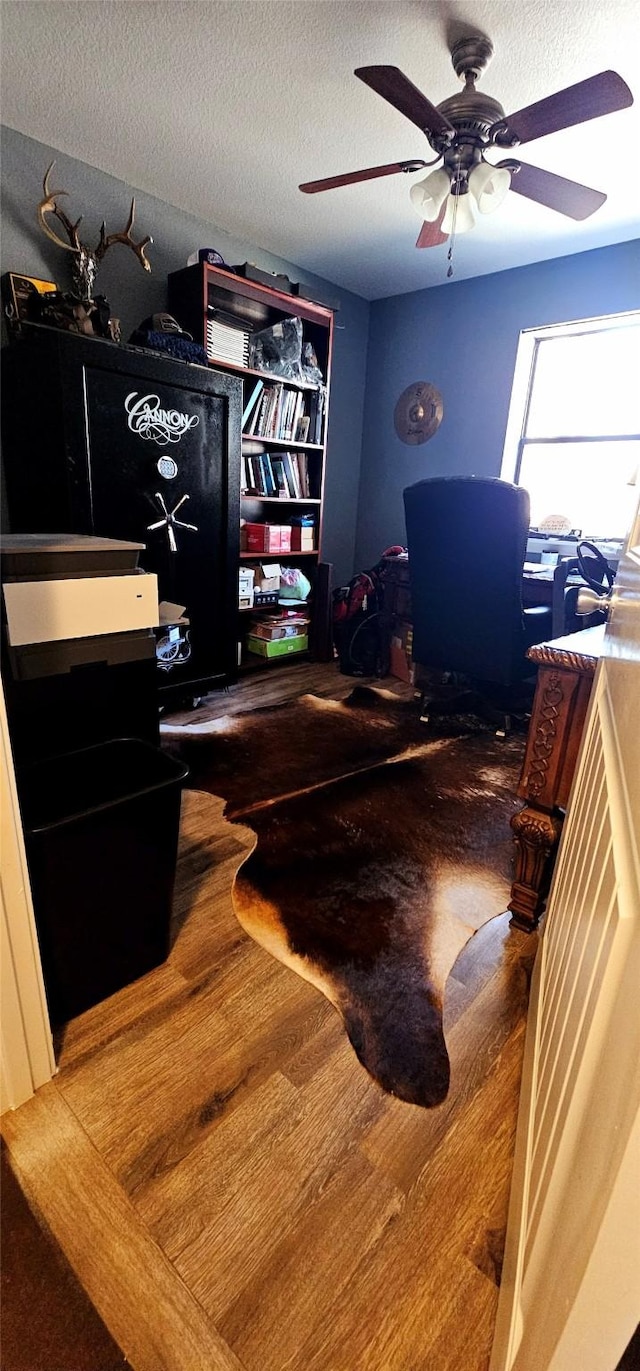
[502,312,640,540]
[519,440,639,536]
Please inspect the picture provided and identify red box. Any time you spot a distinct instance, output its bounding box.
[279,525,291,553]
[245,523,282,553]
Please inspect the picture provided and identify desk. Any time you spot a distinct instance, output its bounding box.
[509,624,604,931]
[380,556,586,676]
[522,562,558,607]
[379,555,560,676]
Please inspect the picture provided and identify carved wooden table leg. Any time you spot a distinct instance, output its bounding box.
[509,804,563,931]
[507,629,601,931]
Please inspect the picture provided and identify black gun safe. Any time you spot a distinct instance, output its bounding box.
[1,327,242,705]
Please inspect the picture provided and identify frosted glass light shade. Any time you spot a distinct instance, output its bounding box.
[441,191,476,235]
[468,162,511,214]
[409,168,450,222]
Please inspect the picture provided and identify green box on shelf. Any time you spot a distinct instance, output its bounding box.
[246,633,308,658]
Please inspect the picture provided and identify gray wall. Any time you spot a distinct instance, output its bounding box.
[355,238,640,570]
[0,126,370,584]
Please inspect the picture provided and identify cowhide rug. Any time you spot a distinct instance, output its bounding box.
[163,687,524,1108]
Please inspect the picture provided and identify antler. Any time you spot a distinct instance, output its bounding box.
[38,161,84,254]
[95,199,153,272]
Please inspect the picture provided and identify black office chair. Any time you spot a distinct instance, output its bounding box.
[403,476,553,732]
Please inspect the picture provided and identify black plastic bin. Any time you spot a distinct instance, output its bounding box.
[18,738,189,1024]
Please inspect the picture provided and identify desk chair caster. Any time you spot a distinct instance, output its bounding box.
[416,671,477,726]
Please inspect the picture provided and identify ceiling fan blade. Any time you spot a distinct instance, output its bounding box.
[501,71,633,145]
[299,160,429,193]
[502,159,607,220]
[355,65,454,138]
[415,206,448,249]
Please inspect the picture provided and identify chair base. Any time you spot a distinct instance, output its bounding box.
[417,670,534,738]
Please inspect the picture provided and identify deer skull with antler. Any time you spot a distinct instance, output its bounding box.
[38,161,153,302]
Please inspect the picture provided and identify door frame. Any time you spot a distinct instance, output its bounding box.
[0,679,55,1113]
[491,498,640,1370]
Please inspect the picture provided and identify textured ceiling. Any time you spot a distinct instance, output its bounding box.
[1,0,638,299]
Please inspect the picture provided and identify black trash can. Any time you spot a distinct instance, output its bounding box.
[18,739,189,1023]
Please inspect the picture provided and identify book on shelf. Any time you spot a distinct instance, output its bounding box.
[282,451,301,499]
[243,382,324,445]
[242,379,264,428]
[270,456,288,498]
[296,451,311,497]
[307,388,325,445]
[256,453,274,498]
[242,444,315,500]
[249,454,263,494]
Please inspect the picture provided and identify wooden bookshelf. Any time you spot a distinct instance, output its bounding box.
[241,435,323,451]
[207,357,317,390]
[168,262,334,675]
[240,550,319,559]
[240,497,322,505]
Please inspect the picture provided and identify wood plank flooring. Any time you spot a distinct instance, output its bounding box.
[1,663,538,1371]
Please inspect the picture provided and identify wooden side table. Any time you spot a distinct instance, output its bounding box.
[509,624,605,931]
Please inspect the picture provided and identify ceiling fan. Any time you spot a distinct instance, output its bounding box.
[299,36,633,255]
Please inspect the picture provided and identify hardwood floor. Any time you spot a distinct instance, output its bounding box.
[1,663,538,1371]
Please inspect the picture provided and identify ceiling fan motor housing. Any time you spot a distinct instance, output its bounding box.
[434,90,507,187]
[432,36,509,191]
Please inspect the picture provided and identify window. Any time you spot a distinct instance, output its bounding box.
[501,312,640,540]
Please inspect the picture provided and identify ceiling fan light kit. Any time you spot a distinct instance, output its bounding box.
[467,161,511,214]
[441,189,476,237]
[299,33,633,272]
[409,168,450,222]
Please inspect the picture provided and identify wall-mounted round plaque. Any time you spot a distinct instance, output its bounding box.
[394,382,443,446]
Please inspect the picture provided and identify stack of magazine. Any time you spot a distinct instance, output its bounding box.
[206,309,251,366]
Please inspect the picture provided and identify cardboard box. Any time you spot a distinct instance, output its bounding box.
[279,525,291,553]
[389,622,414,684]
[254,563,280,593]
[249,615,309,641]
[246,632,308,658]
[238,566,255,609]
[290,527,315,551]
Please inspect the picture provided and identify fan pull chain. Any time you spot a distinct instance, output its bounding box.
[447,183,459,278]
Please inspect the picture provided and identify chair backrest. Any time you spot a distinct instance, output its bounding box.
[403,476,530,686]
